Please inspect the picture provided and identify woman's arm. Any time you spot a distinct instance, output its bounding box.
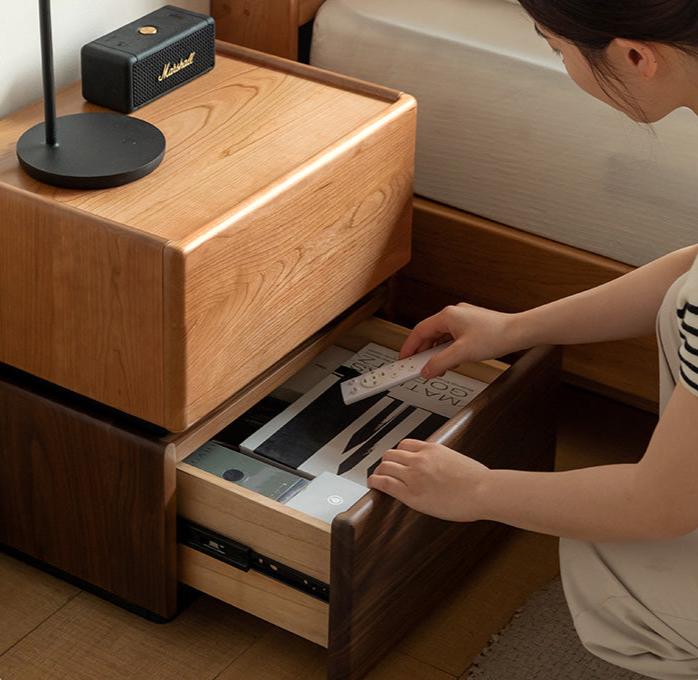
[402,245,698,379]
[370,382,698,542]
[475,381,698,540]
[510,244,698,349]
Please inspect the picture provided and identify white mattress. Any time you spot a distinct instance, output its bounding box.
[310,0,698,266]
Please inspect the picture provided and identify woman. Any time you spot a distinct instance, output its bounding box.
[368,2,698,678]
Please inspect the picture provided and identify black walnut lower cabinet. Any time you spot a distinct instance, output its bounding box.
[0,340,560,680]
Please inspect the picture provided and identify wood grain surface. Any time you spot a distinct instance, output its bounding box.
[327,344,561,680]
[213,0,299,59]
[0,184,167,425]
[177,464,331,582]
[0,55,391,243]
[0,367,178,620]
[179,546,329,646]
[0,46,416,431]
[170,90,415,428]
[0,553,79,656]
[212,0,327,59]
[216,41,404,103]
[168,292,385,463]
[0,587,270,680]
[394,198,658,410]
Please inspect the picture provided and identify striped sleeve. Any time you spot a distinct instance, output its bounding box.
[677,256,698,396]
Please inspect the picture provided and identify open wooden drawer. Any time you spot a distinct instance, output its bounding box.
[171,295,561,680]
[0,290,559,680]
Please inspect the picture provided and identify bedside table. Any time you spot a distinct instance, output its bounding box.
[0,42,414,432]
[0,41,560,680]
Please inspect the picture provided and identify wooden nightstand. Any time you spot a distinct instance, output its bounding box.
[0,41,560,680]
[0,42,414,432]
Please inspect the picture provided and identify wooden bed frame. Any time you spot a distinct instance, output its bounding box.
[210,0,659,411]
[395,199,658,411]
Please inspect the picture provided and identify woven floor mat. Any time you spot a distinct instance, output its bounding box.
[464,576,650,679]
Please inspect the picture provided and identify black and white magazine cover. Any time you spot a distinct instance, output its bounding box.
[241,343,488,486]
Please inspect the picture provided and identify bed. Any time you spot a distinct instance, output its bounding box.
[211,0,698,409]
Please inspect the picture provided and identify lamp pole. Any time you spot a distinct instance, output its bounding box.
[38,0,57,147]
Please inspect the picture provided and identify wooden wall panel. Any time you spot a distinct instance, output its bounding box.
[212,0,300,59]
[212,0,326,59]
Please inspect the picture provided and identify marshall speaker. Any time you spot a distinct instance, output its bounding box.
[82,5,215,114]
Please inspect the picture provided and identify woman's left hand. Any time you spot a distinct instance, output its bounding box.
[368,439,491,522]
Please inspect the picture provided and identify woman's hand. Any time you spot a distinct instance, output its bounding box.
[368,439,490,522]
[400,303,525,379]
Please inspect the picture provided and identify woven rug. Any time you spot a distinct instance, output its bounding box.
[464,576,650,679]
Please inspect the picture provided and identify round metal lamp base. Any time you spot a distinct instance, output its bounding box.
[16,112,166,189]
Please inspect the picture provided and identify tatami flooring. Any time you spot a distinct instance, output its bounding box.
[0,386,656,680]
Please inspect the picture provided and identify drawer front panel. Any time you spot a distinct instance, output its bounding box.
[179,546,329,647]
[166,95,417,431]
[328,344,561,680]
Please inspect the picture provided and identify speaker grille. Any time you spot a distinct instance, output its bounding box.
[132,23,215,108]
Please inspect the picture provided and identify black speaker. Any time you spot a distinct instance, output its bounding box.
[81,5,215,114]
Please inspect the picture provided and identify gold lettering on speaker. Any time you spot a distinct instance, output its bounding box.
[158,52,196,82]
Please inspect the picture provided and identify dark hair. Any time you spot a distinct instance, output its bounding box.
[517,0,698,120]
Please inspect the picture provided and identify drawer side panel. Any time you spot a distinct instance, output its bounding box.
[177,464,331,582]
[0,186,166,425]
[179,545,329,646]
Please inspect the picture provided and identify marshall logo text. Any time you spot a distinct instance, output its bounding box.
[158,52,196,82]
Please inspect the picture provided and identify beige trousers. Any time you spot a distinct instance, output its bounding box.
[559,272,698,679]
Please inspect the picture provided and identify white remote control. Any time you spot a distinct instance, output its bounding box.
[340,342,454,405]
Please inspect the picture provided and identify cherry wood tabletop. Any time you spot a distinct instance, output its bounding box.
[0,46,397,247]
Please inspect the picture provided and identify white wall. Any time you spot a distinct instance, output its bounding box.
[1,0,211,117]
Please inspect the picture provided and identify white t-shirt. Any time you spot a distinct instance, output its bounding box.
[676,255,698,396]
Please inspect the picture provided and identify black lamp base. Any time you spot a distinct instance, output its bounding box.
[16,112,166,190]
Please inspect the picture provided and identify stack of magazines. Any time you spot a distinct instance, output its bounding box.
[183,341,488,519]
[239,342,488,485]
